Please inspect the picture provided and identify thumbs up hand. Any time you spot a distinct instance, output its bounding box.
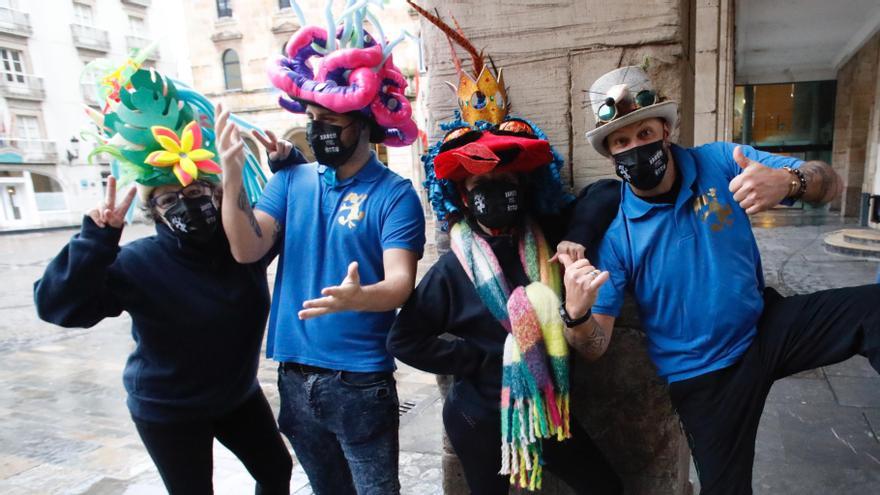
[728,145,792,215]
[299,262,365,320]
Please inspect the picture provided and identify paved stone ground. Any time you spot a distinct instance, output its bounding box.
[0,224,444,495]
[0,212,877,494]
[747,213,880,494]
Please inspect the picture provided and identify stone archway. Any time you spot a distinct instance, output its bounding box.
[373,143,388,164]
[29,172,67,211]
[241,135,264,171]
[283,127,315,162]
[0,166,69,226]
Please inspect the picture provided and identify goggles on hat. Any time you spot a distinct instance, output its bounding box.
[596,89,658,125]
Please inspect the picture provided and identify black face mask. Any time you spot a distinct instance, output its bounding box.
[612,139,669,191]
[306,119,359,168]
[466,180,524,230]
[163,196,219,244]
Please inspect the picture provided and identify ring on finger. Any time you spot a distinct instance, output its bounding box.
[588,269,600,278]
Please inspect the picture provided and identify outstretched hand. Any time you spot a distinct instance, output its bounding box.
[557,252,609,320]
[88,176,136,229]
[252,128,294,162]
[299,262,365,320]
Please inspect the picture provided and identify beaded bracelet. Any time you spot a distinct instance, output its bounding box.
[783,166,807,200]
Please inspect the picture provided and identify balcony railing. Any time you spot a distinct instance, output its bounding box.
[121,0,151,7]
[0,7,32,37]
[0,137,58,164]
[125,35,157,59]
[71,23,110,52]
[0,73,45,101]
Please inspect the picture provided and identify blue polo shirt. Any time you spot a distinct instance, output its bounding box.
[592,142,803,383]
[256,153,426,372]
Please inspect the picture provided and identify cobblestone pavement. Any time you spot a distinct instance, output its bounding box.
[0,213,877,494]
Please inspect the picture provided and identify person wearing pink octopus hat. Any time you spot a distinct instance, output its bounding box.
[215,4,425,494]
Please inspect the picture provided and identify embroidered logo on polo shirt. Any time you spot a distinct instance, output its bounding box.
[338,193,368,229]
[693,187,733,232]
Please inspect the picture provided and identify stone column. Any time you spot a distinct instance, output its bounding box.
[865,35,880,228]
[417,1,697,493]
[831,32,880,218]
[694,0,735,145]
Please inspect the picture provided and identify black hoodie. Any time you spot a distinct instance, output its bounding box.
[34,216,274,423]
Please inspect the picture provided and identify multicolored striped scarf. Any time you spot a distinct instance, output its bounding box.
[450,220,571,491]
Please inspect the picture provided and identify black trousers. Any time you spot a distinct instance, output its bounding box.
[669,284,880,495]
[133,389,293,495]
[443,390,623,495]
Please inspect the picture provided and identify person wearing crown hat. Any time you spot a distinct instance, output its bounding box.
[561,65,880,494]
[388,4,623,493]
[215,4,425,494]
[34,66,292,494]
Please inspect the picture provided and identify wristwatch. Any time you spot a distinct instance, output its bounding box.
[559,303,592,328]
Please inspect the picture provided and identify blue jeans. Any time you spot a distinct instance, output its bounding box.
[276,364,400,495]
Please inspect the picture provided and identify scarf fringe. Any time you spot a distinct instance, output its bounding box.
[499,377,572,488]
[452,221,570,491]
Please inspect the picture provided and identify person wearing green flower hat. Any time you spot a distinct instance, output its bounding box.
[34,67,292,494]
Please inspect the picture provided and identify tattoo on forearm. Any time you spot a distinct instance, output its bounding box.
[569,319,607,359]
[238,187,263,238]
[799,161,840,204]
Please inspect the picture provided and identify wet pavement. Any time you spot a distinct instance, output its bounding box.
[0,212,877,494]
[0,223,444,495]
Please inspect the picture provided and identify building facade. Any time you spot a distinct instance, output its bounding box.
[0,0,187,230]
[181,0,425,188]
[716,1,880,227]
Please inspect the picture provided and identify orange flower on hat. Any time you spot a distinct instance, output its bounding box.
[145,121,221,186]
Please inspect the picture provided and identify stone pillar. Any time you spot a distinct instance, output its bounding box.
[693,0,735,145]
[866,35,880,229]
[831,32,880,218]
[418,1,697,493]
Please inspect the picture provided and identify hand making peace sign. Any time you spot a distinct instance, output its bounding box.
[252,128,294,162]
[88,176,136,230]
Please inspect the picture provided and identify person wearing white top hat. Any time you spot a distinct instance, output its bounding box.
[557,65,879,494]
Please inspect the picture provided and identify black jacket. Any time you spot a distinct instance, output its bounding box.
[388,232,530,411]
[34,217,273,423]
[388,180,621,411]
